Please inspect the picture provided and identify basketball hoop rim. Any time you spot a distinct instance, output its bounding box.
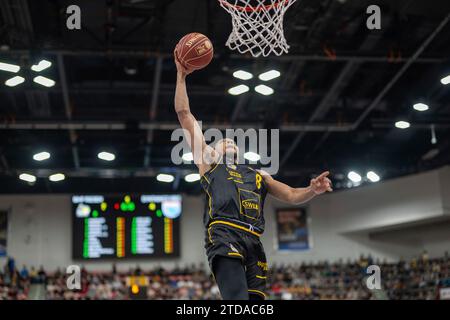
[218,0,291,12]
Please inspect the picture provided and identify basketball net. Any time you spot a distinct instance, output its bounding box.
[219,0,297,57]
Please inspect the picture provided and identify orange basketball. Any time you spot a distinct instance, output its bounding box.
[175,33,214,71]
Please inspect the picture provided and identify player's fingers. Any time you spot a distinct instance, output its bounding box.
[327,186,333,192]
[317,171,330,180]
[318,177,329,186]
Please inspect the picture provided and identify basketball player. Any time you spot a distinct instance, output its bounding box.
[174,53,332,300]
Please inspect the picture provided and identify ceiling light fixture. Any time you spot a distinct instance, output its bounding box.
[258,70,281,81]
[347,171,362,183]
[254,84,274,96]
[244,152,261,162]
[366,171,380,183]
[49,173,65,182]
[98,151,115,161]
[395,121,410,129]
[413,103,429,112]
[182,152,194,162]
[31,59,52,72]
[5,76,25,87]
[33,151,51,161]
[157,173,175,183]
[233,70,253,80]
[228,84,250,95]
[440,74,450,85]
[19,173,37,183]
[33,76,55,87]
[184,173,200,182]
[0,62,20,73]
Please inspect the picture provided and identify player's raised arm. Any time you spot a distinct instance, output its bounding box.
[259,170,333,205]
[174,53,215,176]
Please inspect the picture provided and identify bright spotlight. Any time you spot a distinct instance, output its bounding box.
[395,121,410,129]
[254,84,274,96]
[49,173,65,182]
[182,152,194,162]
[258,70,281,81]
[31,59,52,72]
[347,171,362,183]
[228,84,250,96]
[244,152,261,162]
[0,62,20,73]
[441,75,450,85]
[157,173,175,183]
[5,76,25,87]
[413,103,429,112]
[366,171,380,183]
[233,70,253,80]
[19,173,36,183]
[184,173,200,182]
[33,76,55,87]
[33,151,51,161]
[98,151,115,161]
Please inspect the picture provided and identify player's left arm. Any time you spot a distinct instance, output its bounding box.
[258,170,332,205]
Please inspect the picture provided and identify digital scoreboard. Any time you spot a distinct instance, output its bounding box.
[72,194,181,259]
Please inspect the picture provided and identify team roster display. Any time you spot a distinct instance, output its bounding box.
[72,194,181,259]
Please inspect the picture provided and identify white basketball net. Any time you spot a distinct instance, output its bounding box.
[219,0,297,57]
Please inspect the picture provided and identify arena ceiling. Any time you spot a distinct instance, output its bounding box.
[0,0,450,194]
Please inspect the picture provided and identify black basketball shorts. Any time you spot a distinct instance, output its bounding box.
[205,223,268,299]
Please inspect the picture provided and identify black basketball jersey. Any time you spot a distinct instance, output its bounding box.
[200,162,268,233]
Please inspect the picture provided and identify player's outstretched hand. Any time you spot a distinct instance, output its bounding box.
[174,47,193,77]
[310,171,333,195]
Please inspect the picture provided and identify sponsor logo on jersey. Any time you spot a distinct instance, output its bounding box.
[257,261,268,271]
[227,170,242,179]
[242,199,259,210]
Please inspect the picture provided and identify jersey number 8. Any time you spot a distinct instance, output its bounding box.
[256,174,262,190]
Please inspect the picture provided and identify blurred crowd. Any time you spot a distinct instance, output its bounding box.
[0,257,47,300]
[45,265,221,300]
[1,251,449,300]
[269,251,449,300]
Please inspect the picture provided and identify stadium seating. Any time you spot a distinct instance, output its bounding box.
[1,253,448,300]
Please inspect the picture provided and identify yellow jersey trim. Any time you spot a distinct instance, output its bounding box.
[202,175,211,184]
[209,220,261,237]
[205,188,213,219]
[208,226,214,244]
[201,161,219,183]
[205,162,220,175]
[248,289,267,298]
[227,252,243,259]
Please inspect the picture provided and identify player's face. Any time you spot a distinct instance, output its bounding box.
[216,139,239,158]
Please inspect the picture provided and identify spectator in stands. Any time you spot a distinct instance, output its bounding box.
[20,265,29,279]
[6,257,15,275]
[29,266,38,284]
[37,265,47,283]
